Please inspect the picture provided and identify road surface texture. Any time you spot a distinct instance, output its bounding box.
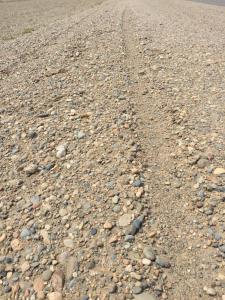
[1,0,225,299]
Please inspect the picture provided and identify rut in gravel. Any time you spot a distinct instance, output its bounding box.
[121,4,222,299]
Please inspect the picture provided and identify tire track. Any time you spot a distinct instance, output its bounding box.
[120,5,216,300]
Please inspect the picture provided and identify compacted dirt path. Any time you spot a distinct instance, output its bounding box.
[1,0,225,299]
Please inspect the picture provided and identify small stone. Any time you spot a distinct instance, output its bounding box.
[130,215,144,235]
[20,228,31,239]
[132,179,143,187]
[156,256,171,268]
[42,269,52,281]
[4,286,12,293]
[40,229,50,244]
[56,145,67,158]
[33,276,44,294]
[133,286,143,294]
[109,283,117,293]
[143,246,156,261]
[31,195,41,207]
[87,260,95,270]
[138,70,146,76]
[197,158,208,169]
[65,257,77,281]
[21,261,30,273]
[112,195,119,204]
[118,213,132,227]
[24,164,38,176]
[91,228,97,235]
[82,296,89,300]
[28,129,37,139]
[213,168,225,175]
[48,292,63,300]
[59,208,67,217]
[77,131,86,139]
[103,221,113,229]
[142,258,151,266]
[63,239,74,248]
[203,286,217,296]
[0,233,6,242]
[134,292,157,300]
[125,235,135,242]
[136,187,144,198]
[51,270,65,291]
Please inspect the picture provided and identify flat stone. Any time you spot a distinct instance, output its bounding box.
[118,213,132,227]
[133,286,142,294]
[134,292,157,300]
[63,239,74,249]
[213,168,225,175]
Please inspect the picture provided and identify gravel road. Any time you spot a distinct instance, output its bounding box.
[1,0,225,299]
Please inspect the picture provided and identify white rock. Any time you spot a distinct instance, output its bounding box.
[56,145,67,158]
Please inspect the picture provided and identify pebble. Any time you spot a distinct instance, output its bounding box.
[63,239,74,248]
[133,286,143,294]
[77,131,86,139]
[21,261,30,272]
[91,228,97,235]
[134,292,157,300]
[51,270,65,291]
[112,195,119,204]
[42,269,52,281]
[129,215,144,235]
[20,228,31,239]
[4,286,12,293]
[118,213,132,227]
[33,276,44,294]
[109,283,117,293]
[125,235,135,242]
[156,256,171,268]
[48,292,63,300]
[203,286,217,296]
[24,164,38,176]
[132,179,143,187]
[213,167,225,175]
[142,258,151,265]
[56,145,67,158]
[103,221,113,229]
[143,246,156,261]
[197,158,208,169]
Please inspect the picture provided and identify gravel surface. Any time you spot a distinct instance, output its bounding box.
[1,0,225,299]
